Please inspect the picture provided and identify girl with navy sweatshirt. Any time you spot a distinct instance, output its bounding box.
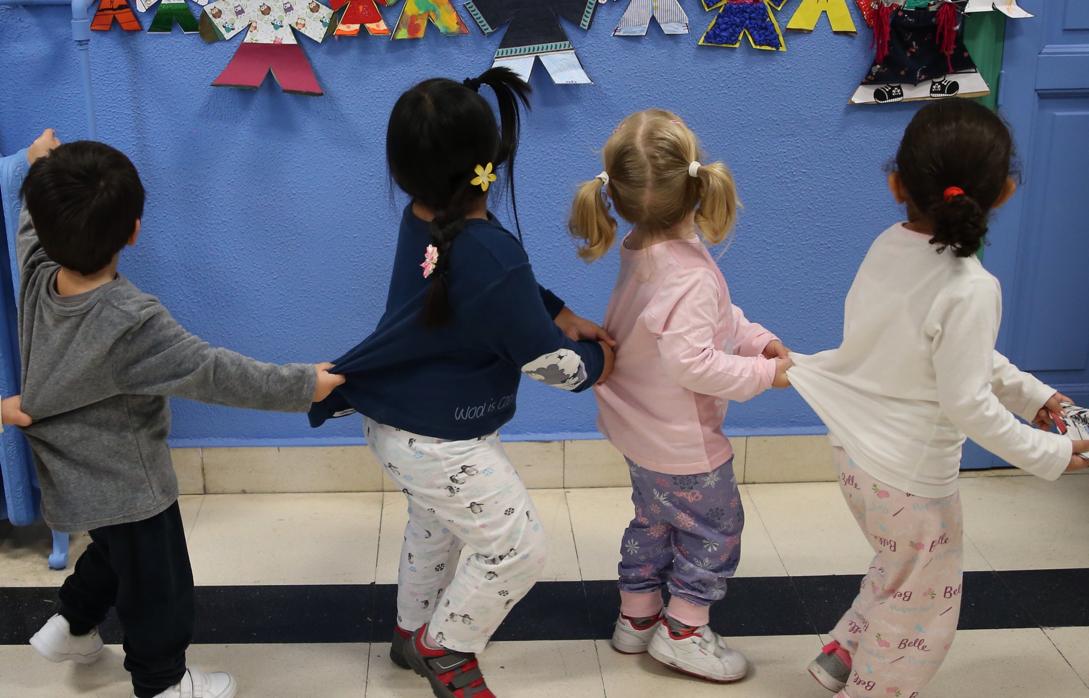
[310,68,614,698]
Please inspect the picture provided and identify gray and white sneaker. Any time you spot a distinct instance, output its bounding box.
[808,640,852,693]
[610,613,661,654]
[29,614,104,665]
[142,668,237,698]
[646,621,748,683]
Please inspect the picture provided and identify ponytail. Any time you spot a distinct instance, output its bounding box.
[568,176,617,261]
[928,189,987,258]
[388,68,532,327]
[693,162,740,245]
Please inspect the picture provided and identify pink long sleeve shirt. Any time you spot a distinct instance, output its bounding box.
[594,234,778,475]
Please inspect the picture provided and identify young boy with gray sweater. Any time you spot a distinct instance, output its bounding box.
[12,131,344,698]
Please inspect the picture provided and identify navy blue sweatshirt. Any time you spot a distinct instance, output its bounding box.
[309,206,605,440]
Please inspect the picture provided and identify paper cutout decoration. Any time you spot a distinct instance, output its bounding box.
[850,3,989,105]
[965,0,1032,19]
[464,1,600,84]
[699,0,788,51]
[389,0,469,39]
[607,0,689,36]
[200,0,336,96]
[328,0,389,35]
[137,0,200,33]
[92,0,143,31]
[787,0,856,33]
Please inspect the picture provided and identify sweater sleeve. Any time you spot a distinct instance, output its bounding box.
[991,351,1056,423]
[114,301,317,411]
[645,269,776,402]
[464,0,513,33]
[472,265,603,392]
[729,303,777,358]
[928,277,1070,480]
[538,285,566,319]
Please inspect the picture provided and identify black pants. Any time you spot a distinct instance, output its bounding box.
[58,502,194,698]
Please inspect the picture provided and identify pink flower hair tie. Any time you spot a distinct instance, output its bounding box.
[421,244,439,279]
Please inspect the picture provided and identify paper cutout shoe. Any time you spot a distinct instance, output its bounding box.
[873,84,904,103]
[929,78,960,98]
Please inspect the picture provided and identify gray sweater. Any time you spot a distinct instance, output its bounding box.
[16,208,317,532]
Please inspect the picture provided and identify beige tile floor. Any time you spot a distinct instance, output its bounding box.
[5,476,1089,589]
[3,478,1089,696]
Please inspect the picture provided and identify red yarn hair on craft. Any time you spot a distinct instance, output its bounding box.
[873,3,895,64]
[935,1,958,73]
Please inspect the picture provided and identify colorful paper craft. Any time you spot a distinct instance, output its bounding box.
[786,0,856,33]
[138,0,200,33]
[329,0,390,35]
[607,0,689,36]
[200,0,336,96]
[388,0,469,39]
[92,0,143,31]
[464,0,600,84]
[699,0,788,51]
[965,0,1032,19]
[850,3,989,105]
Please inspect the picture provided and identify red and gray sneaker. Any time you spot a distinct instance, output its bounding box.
[808,640,852,693]
[389,625,413,670]
[403,625,496,698]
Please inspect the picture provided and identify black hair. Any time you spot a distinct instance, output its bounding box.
[894,99,1015,258]
[386,67,531,326]
[20,141,145,275]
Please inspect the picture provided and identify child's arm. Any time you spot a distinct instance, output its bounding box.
[989,351,1061,427]
[649,269,789,400]
[473,265,607,392]
[11,130,62,279]
[729,304,785,359]
[931,278,1073,479]
[114,301,342,410]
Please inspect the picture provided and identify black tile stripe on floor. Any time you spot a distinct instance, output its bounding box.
[1,571,1086,645]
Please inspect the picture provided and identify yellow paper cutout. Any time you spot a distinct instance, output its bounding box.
[787,0,856,33]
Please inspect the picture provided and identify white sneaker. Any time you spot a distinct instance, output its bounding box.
[647,621,749,683]
[610,613,662,654]
[141,668,238,698]
[29,614,104,665]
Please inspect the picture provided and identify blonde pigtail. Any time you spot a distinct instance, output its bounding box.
[568,177,618,262]
[694,161,741,245]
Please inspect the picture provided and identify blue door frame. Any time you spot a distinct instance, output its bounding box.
[964,0,1089,469]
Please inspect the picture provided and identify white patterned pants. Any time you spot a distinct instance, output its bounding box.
[366,418,547,654]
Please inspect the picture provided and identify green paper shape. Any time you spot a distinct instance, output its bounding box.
[148,0,200,33]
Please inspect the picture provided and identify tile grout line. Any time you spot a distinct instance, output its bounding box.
[563,489,588,583]
[362,492,386,698]
[740,485,792,577]
[1039,627,1089,692]
[590,639,610,698]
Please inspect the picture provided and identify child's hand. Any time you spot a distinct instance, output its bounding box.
[762,340,790,361]
[1067,443,1088,472]
[312,362,346,403]
[1,395,32,428]
[772,355,793,388]
[26,128,60,165]
[555,308,616,347]
[596,341,616,386]
[1033,392,1072,430]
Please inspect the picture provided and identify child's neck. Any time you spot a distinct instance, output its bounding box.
[627,215,696,250]
[413,199,489,223]
[904,218,933,234]
[55,262,118,297]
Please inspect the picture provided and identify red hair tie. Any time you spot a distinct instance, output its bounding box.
[943,186,966,203]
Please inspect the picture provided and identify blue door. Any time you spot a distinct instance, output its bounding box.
[965,0,1089,469]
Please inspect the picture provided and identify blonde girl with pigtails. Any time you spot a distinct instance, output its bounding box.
[568,109,791,684]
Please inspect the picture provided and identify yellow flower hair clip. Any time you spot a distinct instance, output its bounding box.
[471,162,497,193]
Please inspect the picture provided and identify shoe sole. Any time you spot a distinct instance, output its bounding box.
[217,674,239,698]
[29,634,104,665]
[390,638,412,670]
[647,644,746,684]
[807,661,847,693]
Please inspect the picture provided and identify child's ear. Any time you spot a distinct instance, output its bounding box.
[887,172,908,204]
[128,219,141,246]
[992,177,1018,210]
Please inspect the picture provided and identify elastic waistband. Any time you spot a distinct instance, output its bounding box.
[364,417,497,445]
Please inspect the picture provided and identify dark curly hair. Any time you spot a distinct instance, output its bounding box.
[895,100,1015,258]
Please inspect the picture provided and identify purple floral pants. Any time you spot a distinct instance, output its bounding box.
[617,459,743,627]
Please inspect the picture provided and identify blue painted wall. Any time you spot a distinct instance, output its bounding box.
[0,2,920,447]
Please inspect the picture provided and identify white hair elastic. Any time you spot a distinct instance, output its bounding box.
[596,171,610,187]
[689,161,702,178]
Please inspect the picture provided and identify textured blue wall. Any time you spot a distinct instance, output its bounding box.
[0,1,919,446]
